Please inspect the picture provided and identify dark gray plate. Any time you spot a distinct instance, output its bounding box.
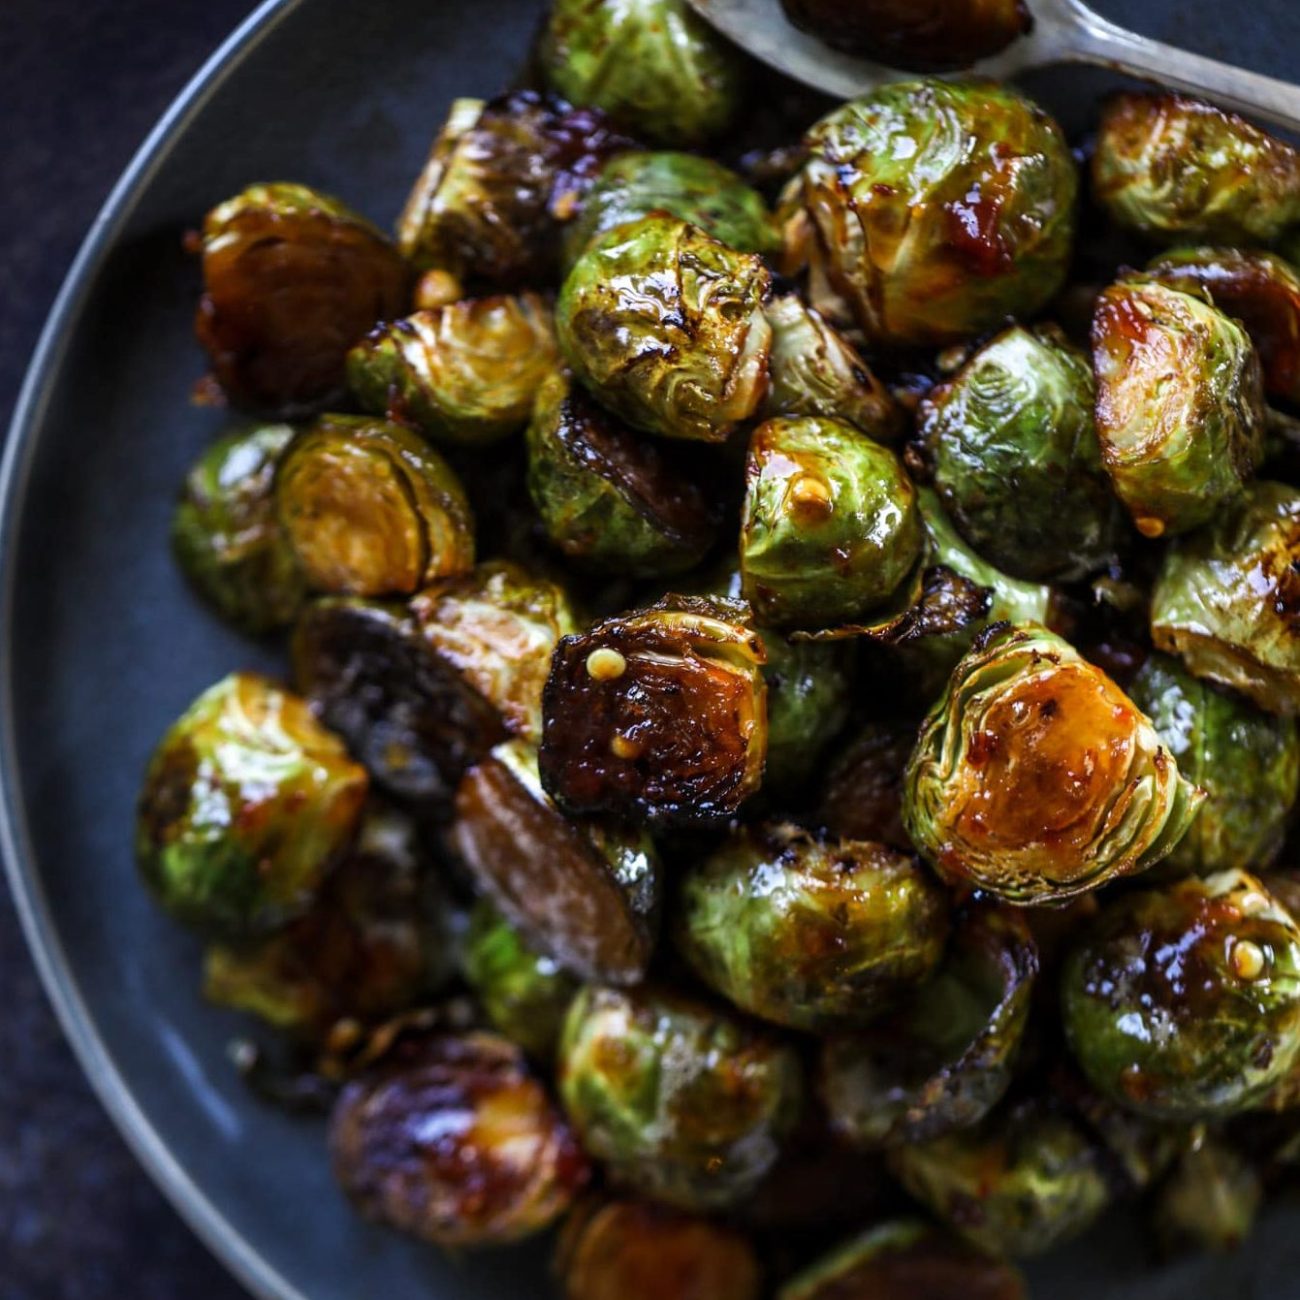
[5,0,1300,1296]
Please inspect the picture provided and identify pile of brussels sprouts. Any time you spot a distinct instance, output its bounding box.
[138,0,1300,1294]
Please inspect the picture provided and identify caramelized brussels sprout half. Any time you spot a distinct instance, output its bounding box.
[818,719,915,850]
[1129,655,1300,875]
[539,596,768,826]
[346,294,559,447]
[822,905,1037,1147]
[558,985,802,1210]
[330,1030,588,1246]
[918,324,1122,581]
[276,415,475,597]
[526,371,718,577]
[1153,1135,1262,1255]
[172,422,306,634]
[194,182,410,413]
[800,80,1077,348]
[1062,869,1300,1120]
[556,213,771,443]
[136,672,368,935]
[1092,276,1265,538]
[903,624,1203,905]
[1093,93,1300,246]
[1151,480,1300,715]
[677,823,949,1032]
[453,739,661,984]
[540,0,747,147]
[741,417,922,630]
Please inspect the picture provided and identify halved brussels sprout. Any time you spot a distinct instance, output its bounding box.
[677,823,949,1032]
[461,900,577,1060]
[1129,654,1300,875]
[136,672,368,935]
[556,213,772,443]
[903,624,1203,905]
[741,417,922,630]
[540,0,747,147]
[526,371,718,577]
[276,415,475,597]
[778,1219,1027,1300]
[452,739,660,984]
[917,324,1122,581]
[818,719,915,850]
[329,1030,588,1246]
[539,596,768,825]
[800,80,1077,349]
[1062,869,1300,1119]
[822,905,1037,1147]
[558,984,802,1210]
[1093,92,1300,246]
[1151,480,1300,715]
[194,182,410,413]
[346,294,559,447]
[1153,1134,1262,1255]
[556,1197,763,1300]
[1092,276,1265,538]
[172,422,306,634]
[888,1101,1111,1258]
[397,91,631,285]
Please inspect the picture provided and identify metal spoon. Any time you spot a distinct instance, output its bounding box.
[686,0,1300,133]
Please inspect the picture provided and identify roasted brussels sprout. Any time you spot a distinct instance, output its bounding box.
[346,294,559,447]
[818,719,915,850]
[557,214,772,443]
[540,0,747,147]
[1092,276,1265,538]
[526,372,718,577]
[330,1030,588,1246]
[556,1197,763,1300]
[276,415,474,597]
[558,985,802,1210]
[193,182,410,413]
[1153,1134,1262,1255]
[171,422,306,633]
[917,324,1122,581]
[539,596,768,825]
[1093,93,1300,246]
[903,624,1203,905]
[396,91,631,285]
[677,823,949,1032]
[822,905,1037,1147]
[136,673,368,934]
[453,739,661,984]
[1129,655,1300,875]
[800,81,1077,349]
[740,417,922,629]
[761,632,853,792]
[1151,480,1300,715]
[1062,869,1300,1119]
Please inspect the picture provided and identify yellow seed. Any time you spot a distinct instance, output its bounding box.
[586,648,627,681]
[788,473,833,517]
[413,268,464,311]
[610,734,642,760]
[1134,515,1166,539]
[1232,939,1266,981]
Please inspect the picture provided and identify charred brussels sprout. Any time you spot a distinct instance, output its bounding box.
[525,372,718,577]
[677,824,949,1032]
[740,417,922,630]
[330,1031,588,1246]
[556,214,772,443]
[539,597,768,825]
[171,422,306,633]
[346,294,559,447]
[918,324,1122,581]
[558,985,802,1210]
[136,673,368,934]
[1092,276,1265,539]
[1093,93,1300,246]
[903,624,1203,905]
[800,81,1077,349]
[1062,869,1300,1120]
[819,719,915,849]
[540,0,747,147]
[1129,655,1300,875]
[194,182,410,413]
[276,415,475,597]
[1153,1135,1262,1254]
[1151,480,1300,716]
